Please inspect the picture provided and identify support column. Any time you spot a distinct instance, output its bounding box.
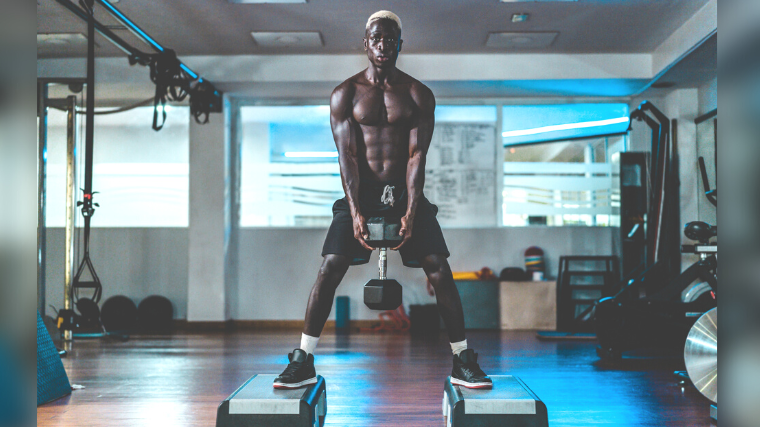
[187,99,236,322]
[664,89,700,272]
[63,96,78,341]
[226,100,241,320]
[584,143,596,226]
[37,82,48,316]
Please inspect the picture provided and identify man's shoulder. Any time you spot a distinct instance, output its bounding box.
[332,71,367,96]
[400,73,435,110]
[394,71,428,90]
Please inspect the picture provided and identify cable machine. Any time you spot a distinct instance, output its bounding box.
[38,0,223,340]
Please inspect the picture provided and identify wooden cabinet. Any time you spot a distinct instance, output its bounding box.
[500,281,557,330]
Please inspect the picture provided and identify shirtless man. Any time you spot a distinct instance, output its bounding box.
[274,11,491,390]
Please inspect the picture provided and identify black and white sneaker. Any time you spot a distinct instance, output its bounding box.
[451,349,492,389]
[273,349,318,389]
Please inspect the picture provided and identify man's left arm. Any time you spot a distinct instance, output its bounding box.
[394,84,435,250]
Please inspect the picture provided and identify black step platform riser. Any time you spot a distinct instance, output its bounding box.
[216,375,326,427]
[443,376,548,427]
[216,407,313,427]
[451,414,548,427]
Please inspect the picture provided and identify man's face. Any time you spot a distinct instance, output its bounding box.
[364,19,402,69]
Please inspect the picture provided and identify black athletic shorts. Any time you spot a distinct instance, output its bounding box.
[321,189,449,268]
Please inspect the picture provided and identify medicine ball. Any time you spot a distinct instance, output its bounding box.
[500,267,529,281]
[137,295,174,332]
[101,295,138,332]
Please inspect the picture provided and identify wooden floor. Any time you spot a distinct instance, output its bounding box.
[38,330,715,427]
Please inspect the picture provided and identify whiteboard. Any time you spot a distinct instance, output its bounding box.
[424,123,498,227]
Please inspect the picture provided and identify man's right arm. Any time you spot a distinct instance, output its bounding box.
[330,82,372,250]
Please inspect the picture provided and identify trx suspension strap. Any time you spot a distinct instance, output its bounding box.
[149,49,188,131]
[73,0,103,307]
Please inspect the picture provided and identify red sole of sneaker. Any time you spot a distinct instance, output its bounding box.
[450,379,493,389]
[272,379,318,390]
[459,384,492,389]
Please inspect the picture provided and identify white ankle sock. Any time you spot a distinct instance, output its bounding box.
[300,333,320,355]
[450,339,467,356]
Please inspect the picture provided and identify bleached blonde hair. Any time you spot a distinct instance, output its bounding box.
[366,10,402,32]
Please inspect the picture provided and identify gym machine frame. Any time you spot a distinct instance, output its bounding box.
[63,96,78,341]
[39,0,223,337]
[37,79,84,317]
[37,93,80,339]
[595,103,717,359]
[53,0,223,120]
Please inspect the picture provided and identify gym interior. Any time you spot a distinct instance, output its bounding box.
[34,1,724,426]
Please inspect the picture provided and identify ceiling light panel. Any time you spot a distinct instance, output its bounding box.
[231,0,306,3]
[486,32,558,49]
[500,0,576,2]
[251,32,323,48]
[512,13,529,22]
[37,33,89,47]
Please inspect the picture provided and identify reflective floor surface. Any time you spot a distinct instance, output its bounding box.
[37,330,715,426]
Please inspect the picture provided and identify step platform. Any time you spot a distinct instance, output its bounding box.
[443,375,548,427]
[216,374,326,427]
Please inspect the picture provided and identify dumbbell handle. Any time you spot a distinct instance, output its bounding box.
[378,248,387,280]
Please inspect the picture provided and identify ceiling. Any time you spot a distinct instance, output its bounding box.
[649,32,717,89]
[38,0,710,58]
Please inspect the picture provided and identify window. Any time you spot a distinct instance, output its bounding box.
[501,104,628,227]
[45,106,189,227]
[239,105,497,227]
[435,105,497,123]
[240,105,338,227]
[238,103,625,228]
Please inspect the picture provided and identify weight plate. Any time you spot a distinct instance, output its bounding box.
[684,307,717,403]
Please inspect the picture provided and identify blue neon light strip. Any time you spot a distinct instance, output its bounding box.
[98,0,162,52]
[502,117,630,138]
[502,103,630,145]
[180,64,199,80]
[97,0,200,80]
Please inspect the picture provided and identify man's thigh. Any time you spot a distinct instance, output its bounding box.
[399,200,450,268]
[321,198,372,265]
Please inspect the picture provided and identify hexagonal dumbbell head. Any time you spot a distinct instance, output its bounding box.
[366,217,403,248]
[364,279,402,311]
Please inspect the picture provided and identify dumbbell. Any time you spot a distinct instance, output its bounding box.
[363,217,403,310]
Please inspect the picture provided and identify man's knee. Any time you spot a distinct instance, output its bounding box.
[421,254,452,282]
[318,254,350,281]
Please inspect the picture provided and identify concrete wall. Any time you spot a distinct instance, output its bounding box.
[698,77,718,115]
[237,226,617,321]
[662,89,709,271]
[43,225,617,321]
[186,102,233,322]
[44,228,189,319]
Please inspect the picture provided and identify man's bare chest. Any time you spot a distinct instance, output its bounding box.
[352,87,415,127]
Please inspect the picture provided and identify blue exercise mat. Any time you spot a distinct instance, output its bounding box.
[37,311,71,405]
